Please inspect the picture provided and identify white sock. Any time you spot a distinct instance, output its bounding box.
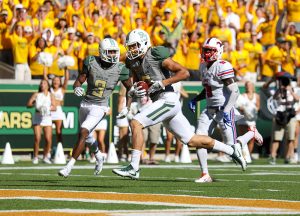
[196,148,208,174]
[67,157,76,168]
[94,150,103,162]
[213,140,234,155]
[131,149,141,171]
[236,131,254,148]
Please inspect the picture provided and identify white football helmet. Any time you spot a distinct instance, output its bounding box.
[99,38,120,63]
[125,29,151,60]
[201,37,223,62]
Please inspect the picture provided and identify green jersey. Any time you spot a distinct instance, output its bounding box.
[82,56,129,106]
[125,46,174,100]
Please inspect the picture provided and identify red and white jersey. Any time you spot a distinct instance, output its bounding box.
[200,60,235,107]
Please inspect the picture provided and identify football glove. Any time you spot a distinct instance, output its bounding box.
[148,81,165,94]
[128,85,147,98]
[188,100,196,113]
[116,107,129,119]
[74,87,85,97]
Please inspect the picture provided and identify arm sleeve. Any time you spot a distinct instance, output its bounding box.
[82,56,92,76]
[119,63,130,81]
[223,82,240,113]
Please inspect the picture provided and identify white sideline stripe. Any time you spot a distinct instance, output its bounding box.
[0,164,300,170]
[0,196,296,214]
[1,189,300,204]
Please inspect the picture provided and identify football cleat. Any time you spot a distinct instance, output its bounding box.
[231,143,247,171]
[112,164,140,180]
[194,173,213,183]
[249,126,263,146]
[58,166,71,178]
[94,152,105,175]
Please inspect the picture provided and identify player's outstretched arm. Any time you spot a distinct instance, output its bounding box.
[161,58,190,87]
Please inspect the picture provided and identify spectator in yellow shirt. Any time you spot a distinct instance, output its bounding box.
[231,39,250,81]
[64,0,84,25]
[103,13,128,40]
[172,29,188,67]
[221,40,233,63]
[284,22,298,48]
[244,32,263,82]
[237,21,252,44]
[256,2,278,50]
[185,31,201,81]
[10,21,31,80]
[162,8,173,32]
[185,0,202,32]
[85,10,103,40]
[32,6,55,32]
[70,14,86,36]
[29,37,50,79]
[286,0,300,32]
[210,18,233,48]
[262,38,285,81]
[61,27,81,79]
[54,17,68,39]
[47,35,65,78]
[282,41,297,76]
[152,0,168,19]
[78,32,98,69]
[0,10,13,65]
[147,15,167,46]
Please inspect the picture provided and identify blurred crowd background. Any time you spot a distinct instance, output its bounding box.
[0,0,299,81]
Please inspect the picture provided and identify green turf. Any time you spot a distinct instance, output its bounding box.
[0,159,300,214]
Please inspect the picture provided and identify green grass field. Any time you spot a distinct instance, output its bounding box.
[0,159,300,215]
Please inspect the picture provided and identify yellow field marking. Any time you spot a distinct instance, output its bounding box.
[0,189,300,212]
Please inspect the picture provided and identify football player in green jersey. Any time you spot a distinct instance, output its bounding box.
[58,38,134,178]
[112,29,259,179]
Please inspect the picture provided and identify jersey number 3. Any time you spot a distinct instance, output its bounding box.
[92,80,107,97]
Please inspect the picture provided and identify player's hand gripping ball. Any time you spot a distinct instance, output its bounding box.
[136,81,149,92]
[128,81,148,98]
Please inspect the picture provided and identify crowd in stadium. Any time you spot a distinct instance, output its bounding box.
[0,0,299,81]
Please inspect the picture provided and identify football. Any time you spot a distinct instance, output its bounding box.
[136,81,149,91]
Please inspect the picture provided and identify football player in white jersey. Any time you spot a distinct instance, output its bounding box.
[112,29,261,180]
[58,38,132,178]
[188,37,263,183]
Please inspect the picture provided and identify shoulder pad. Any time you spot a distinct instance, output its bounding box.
[83,56,95,66]
[151,46,170,61]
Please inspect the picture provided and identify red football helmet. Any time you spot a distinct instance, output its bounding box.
[201,38,223,62]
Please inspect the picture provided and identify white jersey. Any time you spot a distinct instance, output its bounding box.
[35,92,52,116]
[200,60,235,107]
[50,87,64,101]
